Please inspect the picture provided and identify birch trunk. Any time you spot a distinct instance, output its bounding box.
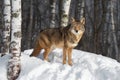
[1,0,11,56]
[107,0,119,60]
[7,0,21,80]
[50,0,56,28]
[80,0,85,18]
[60,0,71,27]
[75,0,84,20]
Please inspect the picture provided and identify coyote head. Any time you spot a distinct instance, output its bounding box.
[70,17,85,35]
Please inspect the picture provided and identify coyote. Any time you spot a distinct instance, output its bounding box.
[30,18,85,66]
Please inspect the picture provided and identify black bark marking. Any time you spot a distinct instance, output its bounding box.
[14,31,21,38]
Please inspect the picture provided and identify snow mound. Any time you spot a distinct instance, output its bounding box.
[0,49,120,80]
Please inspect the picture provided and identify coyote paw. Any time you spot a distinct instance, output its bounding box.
[68,61,73,66]
[63,60,66,64]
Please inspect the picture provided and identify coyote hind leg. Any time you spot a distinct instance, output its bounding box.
[43,48,51,61]
[30,43,42,57]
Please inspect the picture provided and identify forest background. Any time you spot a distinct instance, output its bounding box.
[0,0,120,61]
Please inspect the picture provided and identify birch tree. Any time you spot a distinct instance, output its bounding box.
[60,0,71,27]
[50,0,56,28]
[7,0,22,80]
[107,0,119,60]
[75,0,85,20]
[1,0,11,56]
[80,0,84,18]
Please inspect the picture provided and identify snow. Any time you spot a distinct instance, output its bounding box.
[0,49,120,80]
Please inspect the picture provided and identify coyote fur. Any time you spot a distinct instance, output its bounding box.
[30,18,85,66]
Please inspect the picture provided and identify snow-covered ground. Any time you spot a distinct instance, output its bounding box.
[0,49,120,80]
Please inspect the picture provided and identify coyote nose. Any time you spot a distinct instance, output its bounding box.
[75,30,78,33]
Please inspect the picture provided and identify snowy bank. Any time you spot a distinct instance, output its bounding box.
[0,49,120,80]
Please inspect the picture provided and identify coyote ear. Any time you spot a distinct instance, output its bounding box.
[80,17,85,25]
[71,17,75,23]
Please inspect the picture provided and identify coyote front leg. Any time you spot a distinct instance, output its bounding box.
[68,48,73,66]
[63,47,68,64]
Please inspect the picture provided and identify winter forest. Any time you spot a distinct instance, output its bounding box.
[0,0,120,80]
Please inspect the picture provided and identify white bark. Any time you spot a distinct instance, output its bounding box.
[75,0,85,20]
[7,0,21,80]
[61,0,71,27]
[107,0,119,60]
[2,0,11,55]
[110,0,119,60]
[50,0,56,28]
[80,0,85,18]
